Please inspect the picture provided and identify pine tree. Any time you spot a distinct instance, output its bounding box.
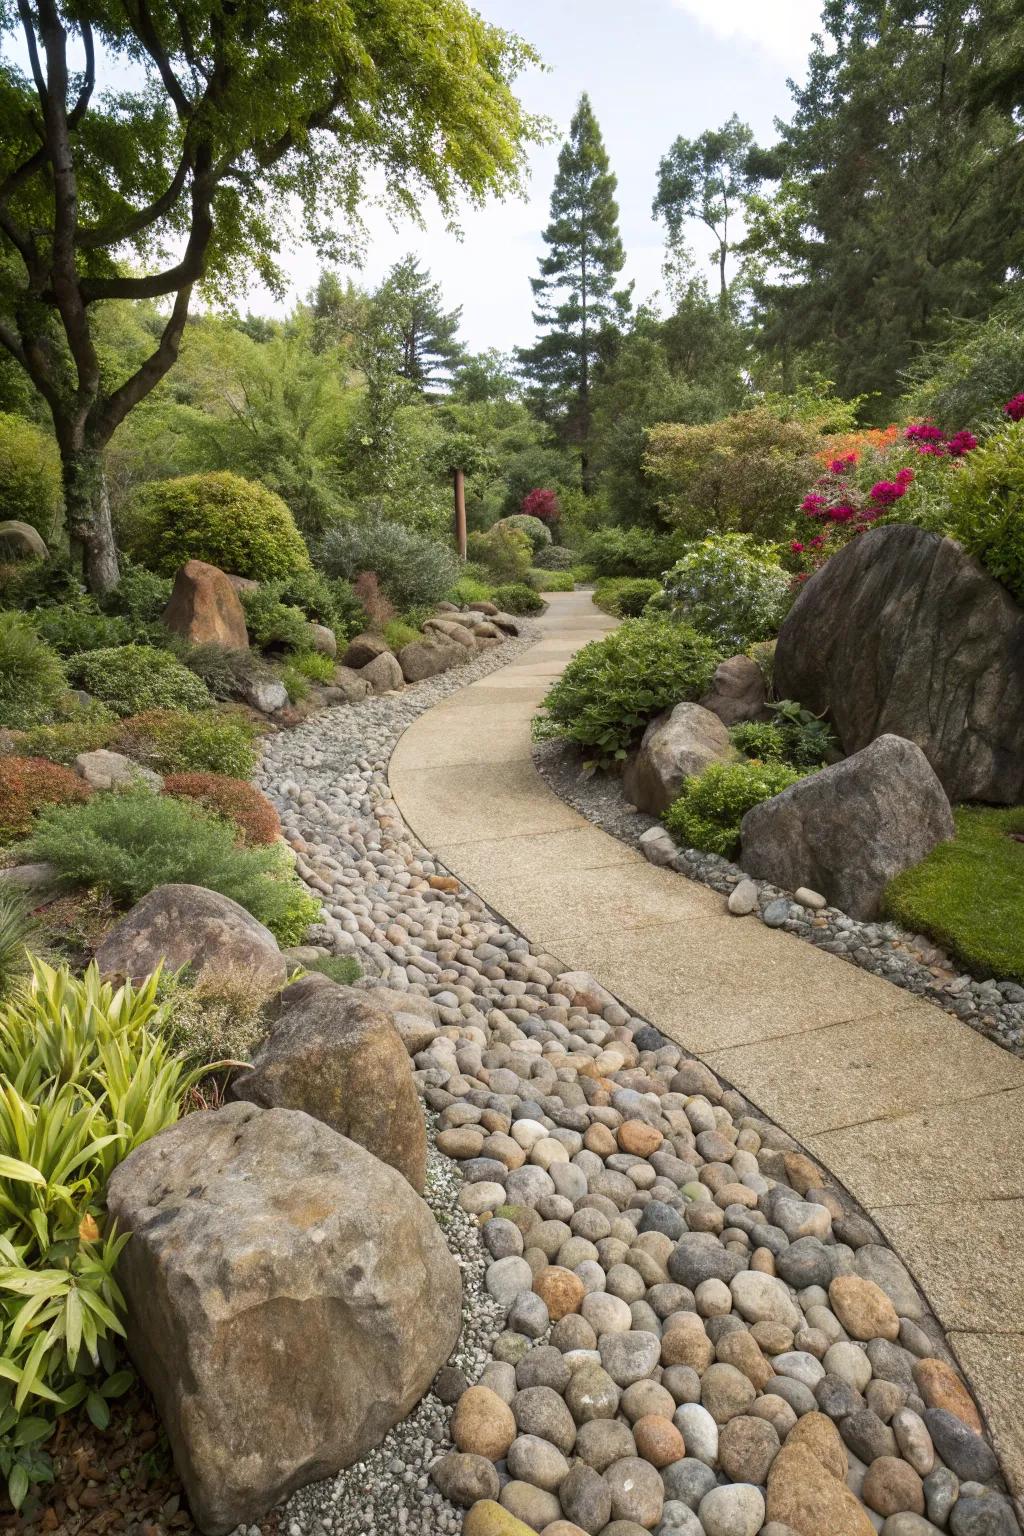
[376,256,465,392]
[518,94,631,492]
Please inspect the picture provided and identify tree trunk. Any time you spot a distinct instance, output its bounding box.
[453,467,467,561]
[62,444,120,594]
[719,241,728,304]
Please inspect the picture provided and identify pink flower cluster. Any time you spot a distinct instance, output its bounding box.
[868,466,915,506]
[1004,393,1024,424]
[904,422,979,458]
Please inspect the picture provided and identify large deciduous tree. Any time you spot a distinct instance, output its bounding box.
[745,0,1024,411]
[517,93,630,493]
[653,114,756,304]
[0,0,540,591]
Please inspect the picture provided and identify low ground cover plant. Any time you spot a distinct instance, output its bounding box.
[161,774,281,845]
[884,806,1024,983]
[660,535,792,651]
[0,757,91,842]
[70,646,211,717]
[664,759,803,859]
[535,617,721,766]
[22,789,318,945]
[112,710,261,778]
[0,615,67,730]
[118,471,311,580]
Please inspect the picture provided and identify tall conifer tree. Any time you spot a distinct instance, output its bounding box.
[518,94,630,491]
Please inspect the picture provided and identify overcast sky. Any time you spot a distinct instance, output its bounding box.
[250,0,825,352]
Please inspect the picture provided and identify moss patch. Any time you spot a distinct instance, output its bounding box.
[884,806,1024,982]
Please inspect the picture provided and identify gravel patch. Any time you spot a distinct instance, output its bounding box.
[533,735,1024,1058]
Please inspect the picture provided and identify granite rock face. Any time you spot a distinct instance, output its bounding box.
[623,703,735,816]
[773,525,1024,803]
[232,974,427,1190]
[106,1102,461,1534]
[738,734,954,919]
[95,882,287,990]
[700,654,769,727]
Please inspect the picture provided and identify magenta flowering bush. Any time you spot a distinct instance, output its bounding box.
[1004,394,1024,424]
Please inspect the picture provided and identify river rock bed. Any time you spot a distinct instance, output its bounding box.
[246,635,1019,1536]
[532,737,1024,1059]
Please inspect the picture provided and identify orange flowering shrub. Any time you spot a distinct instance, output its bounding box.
[815,425,900,466]
[162,773,281,845]
[0,755,91,841]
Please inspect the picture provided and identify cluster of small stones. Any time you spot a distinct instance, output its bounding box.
[250,636,1017,1536]
[532,738,1024,1059]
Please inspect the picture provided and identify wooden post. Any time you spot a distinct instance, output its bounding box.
[453,466,467,561]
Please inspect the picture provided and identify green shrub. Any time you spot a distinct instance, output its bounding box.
[269,570,367,641]
[492,582,544,615]
[100,560,172,625]
[239,585,312,653]
[530,569,575,592]
[661,535,792,651]
[592,576,660,617]
[884,806,1024,983]
[729,720,787,763]
[533,544,576,571]
[169,641,271,702]
[290,649,335,683]
[535,618,721,765]
[0,412,61,542]
[70,644,211,716]
[17,701,119,765]
[119,471,311,580]
[23,790,320,945]
[466,524,533,583]
[29,599,133,656]
[450,573,495,606]
[320,519,459,610]
[114,709,261,777]
[645,408,820,541]
[158,970,273,1069]
[764,699,837,769]
[382,617,421,650]
[664,759,803,859]
[0,613,67,728]
[943,424,1024,604]
[0,888,39,1002]
[494,514,553,555]
[0,959,213,1508]
[583,527,674,579]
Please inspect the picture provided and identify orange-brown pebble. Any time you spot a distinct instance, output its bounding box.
[452,1386,517,1459]
[533,1265,586,1320]
[617,1120,664,1157]
[714,1182,759,1209]
[912,1357,983,1432]
[428,875,461,892]
[583,1123,617,1157]
[783,1151,827,1195]
[436,1127,485,1159]
[750,1246,776,1275]
[661,1316,714,1373]
[632,1413,686,1468]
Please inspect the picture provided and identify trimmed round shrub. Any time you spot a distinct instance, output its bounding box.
[492,582,544,615]
[0,412,62,541]
[163,773,281,845]
[0,755,91,841]
[319,520,459,611]
[533,544,575,571]
[664,759,803,859]
[530,569,575,592]
[943,423,1024,604]
[466,524,533,583]
[661,535,792,651]
[593,576,660,618]
[114,710,260,777]
[24,788,319,945]
[0,612,67,729]
[535,617,721,765]
[495,514,553,554]
[118,471,311,580]
[70,645,212,716]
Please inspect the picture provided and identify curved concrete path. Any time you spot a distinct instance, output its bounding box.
[390,589,1024,1499]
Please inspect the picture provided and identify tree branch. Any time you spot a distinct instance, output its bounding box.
[77,149,192,249]
[96,283,193,440]
[67,20,95,129]
[125,0,191,118]
[17,0,48,105]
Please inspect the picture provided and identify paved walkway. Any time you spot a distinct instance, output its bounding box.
[389,589,1024,1499]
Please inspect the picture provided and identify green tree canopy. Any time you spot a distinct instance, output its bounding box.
[517,92,630,492]
[0,0,542,590]
[653,114,757,302]
[376,255,465,392]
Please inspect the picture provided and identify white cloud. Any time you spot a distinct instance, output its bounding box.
[670,0,822,69]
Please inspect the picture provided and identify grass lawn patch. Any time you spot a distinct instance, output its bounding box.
[884,805,1024,982]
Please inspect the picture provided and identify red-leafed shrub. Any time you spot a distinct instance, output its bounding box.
[521,487,561,523]
[162,773,281,845]
[0,755,91,841]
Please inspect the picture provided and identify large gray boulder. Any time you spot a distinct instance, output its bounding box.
[622,702,735,816]
[106,1102,461,1534]
[774,525,1024,803]
[397,636,465,683]
[342,631,391,669]
[360,650,404,694]
[95,883,287,991]
[739,734,954,919]
[700,654,770,726]
[233,974,427,1191]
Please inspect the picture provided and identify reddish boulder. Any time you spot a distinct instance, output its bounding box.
[164,560,248,650]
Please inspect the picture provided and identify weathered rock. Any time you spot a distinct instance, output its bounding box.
[360,650,405,694]
[623,703,735,816]
[0,861,61,892]
[397,636,466,683]
[232,975,427,1191]
[75,748,162,791]
[700,654,769,726]
[106,1102,461,1534]
[163,560,249,650]
[0,519,48,559]
[423,617,477,650]
[767,1443,876,1536]
[243,677,289,713]
[430,1451,500,1506]
[739,735,954,920]
[343,632,392,669]
[307,622,337,657]
[95,883,287,991]
[773,525,1024,804]
[326,666,372,703]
